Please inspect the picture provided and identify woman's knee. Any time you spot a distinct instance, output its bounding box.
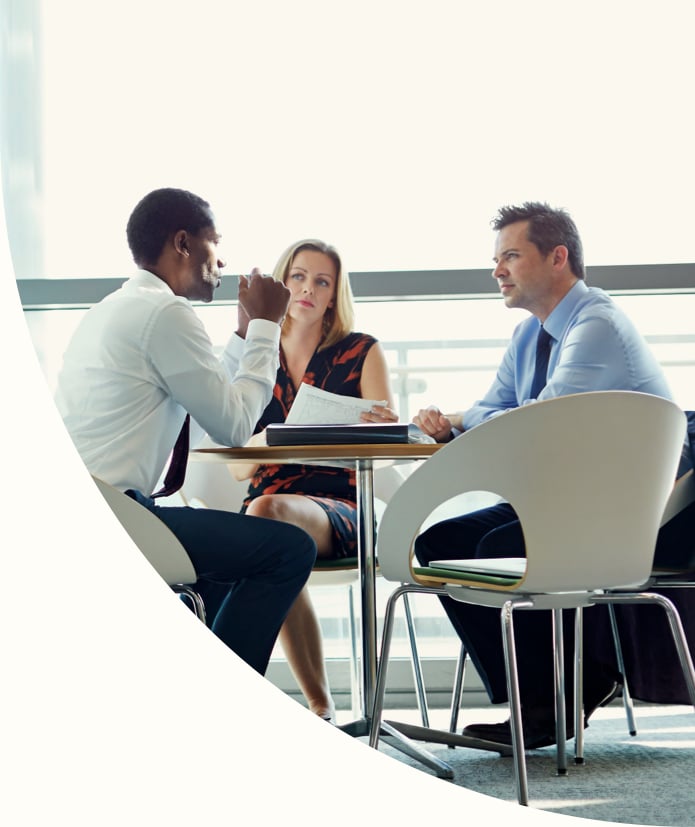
[245,494,295,523]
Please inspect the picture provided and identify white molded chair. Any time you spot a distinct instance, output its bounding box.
[368,391,691,806]
[92,476,206,622]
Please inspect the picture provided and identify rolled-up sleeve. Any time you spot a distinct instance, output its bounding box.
[148,306,280,448]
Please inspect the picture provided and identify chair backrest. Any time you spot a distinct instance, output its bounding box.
[92,476,197,586]
[180,449,248,511]
[661,468,695,526]
[377,391,686,593]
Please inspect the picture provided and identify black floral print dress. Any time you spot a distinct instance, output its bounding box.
[240,331,378,559]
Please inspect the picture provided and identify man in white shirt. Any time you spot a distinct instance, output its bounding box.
[56,187,316,675]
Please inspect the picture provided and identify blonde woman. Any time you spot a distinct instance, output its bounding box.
[230,239,397,722]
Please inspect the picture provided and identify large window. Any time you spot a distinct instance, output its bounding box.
[4,0,695,281]
[5,0,695,707]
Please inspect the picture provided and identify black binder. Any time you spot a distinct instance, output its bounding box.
[265,422,409,446]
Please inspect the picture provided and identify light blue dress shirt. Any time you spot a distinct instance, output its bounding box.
[463,280,673,431]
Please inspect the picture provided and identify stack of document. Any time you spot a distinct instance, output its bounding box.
[284,383,388,425]
[264,383,431,446]
[266,421,409,446]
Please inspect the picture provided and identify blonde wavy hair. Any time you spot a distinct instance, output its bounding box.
[272,239,355,350]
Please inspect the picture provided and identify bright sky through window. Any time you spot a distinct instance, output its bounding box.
[37,0,694,279]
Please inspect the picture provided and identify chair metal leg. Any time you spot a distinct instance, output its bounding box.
[369,587,399,750]
[656,594,695,709]
[608,603,637,735]
[552,608,568,776]
[642,593,695,708]
[593,592,695,711]
[369,585,455,779]
[347,583,362,720]
[174,586,206,623]
[501,599,532,807]
[573,607,584,764]
[448,643,467,741]
[402,592,430,727]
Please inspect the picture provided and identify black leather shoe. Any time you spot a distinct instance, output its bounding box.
[462,714,558,749]
[462,680,620,749]
[584,679,622,722]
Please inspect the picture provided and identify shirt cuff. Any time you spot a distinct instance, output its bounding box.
[246,318,281,344]
[226,318,281,358]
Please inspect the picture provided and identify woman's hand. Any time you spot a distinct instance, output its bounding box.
[360,403,398,423]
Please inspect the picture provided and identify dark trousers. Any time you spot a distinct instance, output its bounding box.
[415,501,695,709]
[415,503,620,710]
[128,491,316,675]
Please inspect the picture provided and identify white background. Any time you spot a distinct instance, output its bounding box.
[4,0,695,824]
[38,0,695,278]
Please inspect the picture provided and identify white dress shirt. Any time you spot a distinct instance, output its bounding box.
[55,269,280,495]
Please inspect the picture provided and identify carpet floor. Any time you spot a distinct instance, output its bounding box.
[346,702,695,825]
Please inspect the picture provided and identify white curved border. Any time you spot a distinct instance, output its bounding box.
[1,180,551,825]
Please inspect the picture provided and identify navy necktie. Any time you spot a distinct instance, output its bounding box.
[530,326,553,399]
[152,414,190,498]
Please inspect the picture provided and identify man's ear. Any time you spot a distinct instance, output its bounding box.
[173,230,189,257]
[552,245,569,269]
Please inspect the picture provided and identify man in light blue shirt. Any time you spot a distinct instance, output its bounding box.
[413,202,679,749]
[464,277,671,429]
[415,202,671,439]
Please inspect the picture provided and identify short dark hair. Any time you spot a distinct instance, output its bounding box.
[491,201,585,280]
[126,188,214,266]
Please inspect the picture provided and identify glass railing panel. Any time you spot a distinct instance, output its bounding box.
[22,291,695,671]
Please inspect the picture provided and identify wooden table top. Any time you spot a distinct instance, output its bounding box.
[190,442,442,463]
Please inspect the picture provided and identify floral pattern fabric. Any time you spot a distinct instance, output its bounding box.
[241,332,377,558]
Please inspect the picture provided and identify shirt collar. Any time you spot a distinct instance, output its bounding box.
[131,268,175,296]
[543,279,588,340]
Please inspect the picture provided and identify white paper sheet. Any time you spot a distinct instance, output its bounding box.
[285,383,386,425]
